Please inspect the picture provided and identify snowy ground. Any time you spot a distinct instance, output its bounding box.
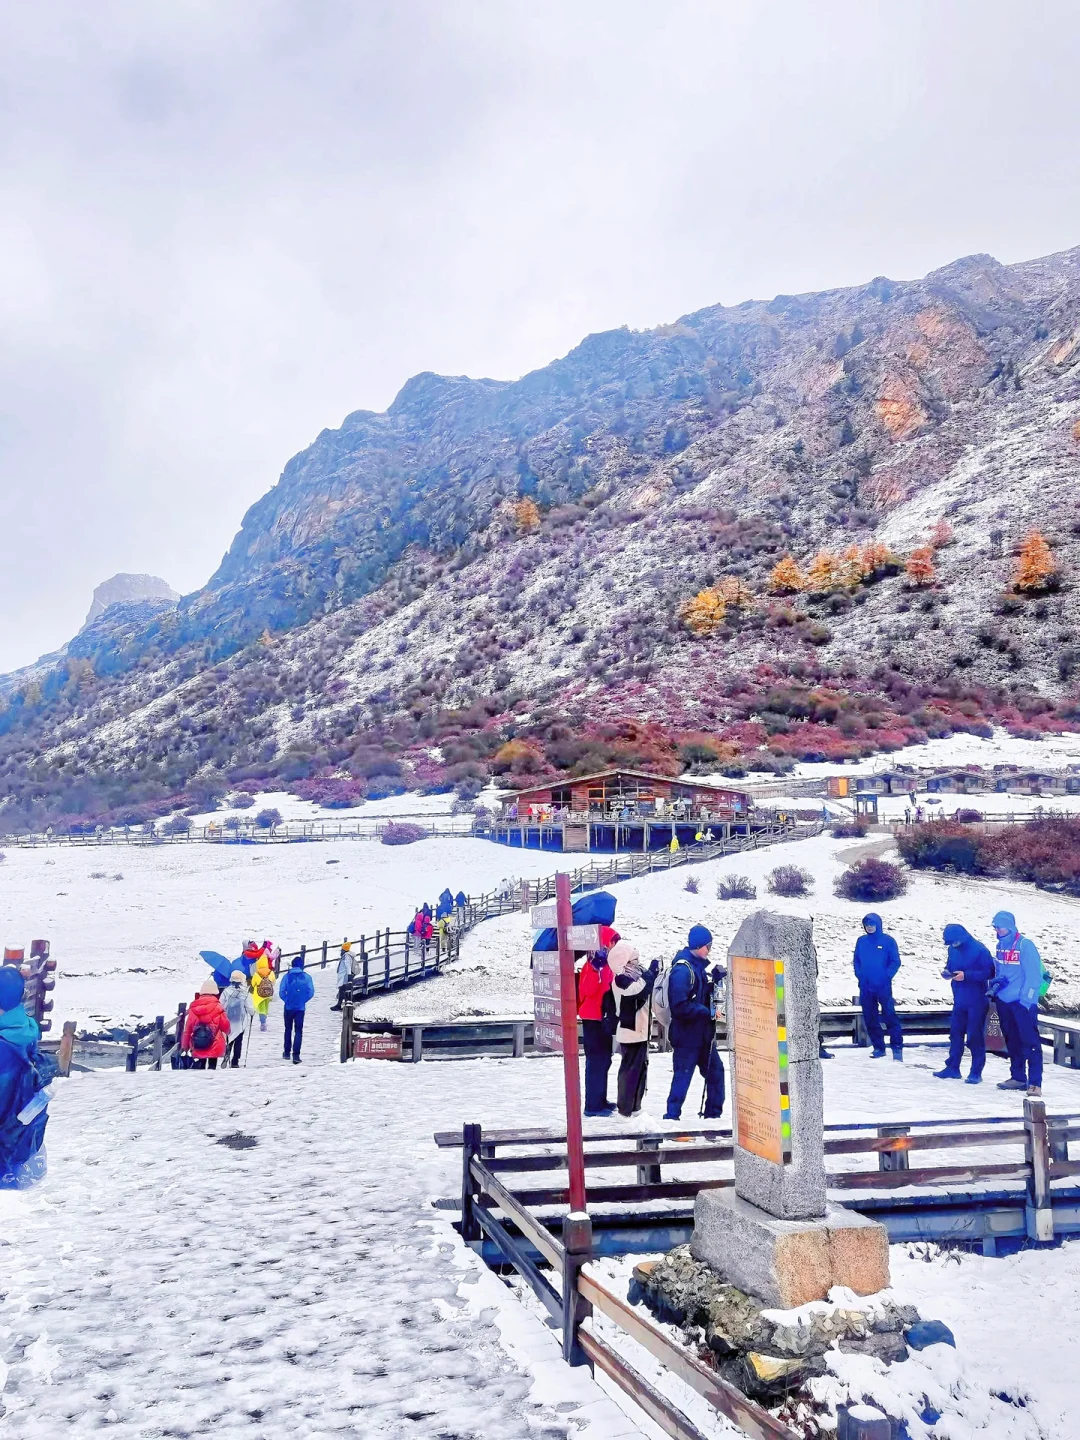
[359,831,1080,1022]
[3,969,1080,1437]
[784,727,1080,776]
[0,837,563,1033]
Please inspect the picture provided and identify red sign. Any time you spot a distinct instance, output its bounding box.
[354,1033,403,1060]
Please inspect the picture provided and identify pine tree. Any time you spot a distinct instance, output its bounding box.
[804,550,840,593]
[905,546,936,586]
[930,517,954,549]
[514,497,540,533]
[1014,530,1056,591]
[769,555,805,593]
[680,588,727,635]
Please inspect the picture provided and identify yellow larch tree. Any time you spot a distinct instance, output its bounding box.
[804,550,840,593]
[861,541,891,574]
[769,555,805,594]
[680,588,727,635]
[839,544,868,588]
[514,497,541,533]
[717,576,755,609]
[1014,530,1056,591]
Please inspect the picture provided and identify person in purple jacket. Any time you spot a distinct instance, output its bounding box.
[990,911,1045,1095]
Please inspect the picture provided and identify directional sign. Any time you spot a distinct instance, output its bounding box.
[531,951,562,974]
[567,924,600,951]
[532,995,562,1026]
[530,904,558,928]
[534,1020,563,1053]
[532,966,561,1000]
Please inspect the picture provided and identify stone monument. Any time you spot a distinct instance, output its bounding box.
[691,910,890,1308]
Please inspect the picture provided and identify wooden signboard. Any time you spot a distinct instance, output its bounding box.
[533,951,563,1049]
[354,1033,403,1060]
[531,904,558,928]
[534,1020,563,1052]
[729,954,791,1166]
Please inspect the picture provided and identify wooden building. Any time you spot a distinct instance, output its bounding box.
[503,767,750,821]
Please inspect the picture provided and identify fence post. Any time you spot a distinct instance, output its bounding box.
[561,1211,593,1365]
[877,1124,910,1172]
[321,940,328,968]
[152,1015,165,1071]
[461,1123,482,1243]
[339,1001,353,1063]
[1049,1115,1069,1163]
[57,1019,76,1077]
[176,1002,187,1058]
[125,1031,139,1073]
[362,953,370,996]
[512,1020,526,1058]
[1025,1096,1054,1242]
[299,944,307,969]
[636,1134,662,1186]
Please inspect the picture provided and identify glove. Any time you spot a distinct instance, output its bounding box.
[710,965,727,985]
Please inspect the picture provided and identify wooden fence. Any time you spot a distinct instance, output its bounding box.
[442,1098,1074,1440]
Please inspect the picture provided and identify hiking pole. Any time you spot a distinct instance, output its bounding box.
[242,1015,253,1068]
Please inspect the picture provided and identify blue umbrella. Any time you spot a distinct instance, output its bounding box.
[199,950,252,988]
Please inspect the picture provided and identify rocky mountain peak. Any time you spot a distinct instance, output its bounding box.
[84,574,179,628]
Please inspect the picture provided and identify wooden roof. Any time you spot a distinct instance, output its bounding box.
[506,767,751,796]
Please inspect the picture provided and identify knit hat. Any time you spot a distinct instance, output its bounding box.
[230,970,246,983]
[290,956,305,969]
[607,940,640,975]
[688,925,713,951]
[0,965,25,1010]
[199,977,220,996]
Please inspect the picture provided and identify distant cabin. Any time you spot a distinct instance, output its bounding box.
[503,767,751,820]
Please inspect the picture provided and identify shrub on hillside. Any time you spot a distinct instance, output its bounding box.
[229,792,256,809]
[163,814,192,835]
[896,822,982,874]
[833,858,908,902]
[717,873,756,901]
[381,821,426,846]
[767,864,814,897]
[897,815,1080,894]
[954,808,984,823]
[830,817,869,839]
[255,808,282,830]
[684,875,700,894]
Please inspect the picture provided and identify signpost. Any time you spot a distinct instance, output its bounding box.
[354,1033,404,1060]
[728,954,791,1166]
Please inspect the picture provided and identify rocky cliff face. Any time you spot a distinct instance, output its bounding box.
[84,574,179,628]
[3,245,1080,826]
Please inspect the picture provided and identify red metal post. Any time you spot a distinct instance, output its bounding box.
[555,872,587,1213]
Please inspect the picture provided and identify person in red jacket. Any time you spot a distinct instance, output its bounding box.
[577,925,619,1116]
[182,978,231,1070]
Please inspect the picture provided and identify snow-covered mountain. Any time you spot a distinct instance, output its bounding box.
[4,245,1080,828]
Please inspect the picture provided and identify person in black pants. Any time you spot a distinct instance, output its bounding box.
[278,957,315,1064]
[664,926,726,1121]
[853,914,904,1060]
[935,924,995,1083]
[577,939,616,1116]
[609,941,659,1117]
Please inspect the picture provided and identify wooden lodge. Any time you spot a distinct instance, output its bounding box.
[491,767,754,854]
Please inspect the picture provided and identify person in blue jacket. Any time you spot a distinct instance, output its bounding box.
[278,957,316,1065]
[990,911,1044,1095]
[934,924,995,1083]
[664,925,726,1122]
[853,914,903,1060]
[0,965,48,1187]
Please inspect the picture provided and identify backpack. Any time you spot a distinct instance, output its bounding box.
[257,976,274,999]
[0,1041,56,1169]
[651,957,694,1031]
[191,1021,217,1052]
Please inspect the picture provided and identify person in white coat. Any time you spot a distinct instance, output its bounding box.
[608,941,659,1117]
[220,970,254,1068]
[332,943,353,1011]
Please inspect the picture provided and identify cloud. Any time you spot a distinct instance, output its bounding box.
[0,0,1077,670]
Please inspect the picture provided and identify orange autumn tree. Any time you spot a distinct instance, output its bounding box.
[680,588,727,635]
[839,544,868,588]
[930,517,955,549]
[905,546,936,586]
[717,576,755,608]
[769,554,805,593]
[861,540,891,575]
[804,550,840,592]
[1014,530,1056,591]
[514,497,540,533]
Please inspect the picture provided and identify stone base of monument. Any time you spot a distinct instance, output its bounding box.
[691,1189,890,1310]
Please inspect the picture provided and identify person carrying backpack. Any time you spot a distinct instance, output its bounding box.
[0,965,54,1189]
[577,926,619,1116]
[220,970,254,1068]
[990,911,1046,1096]
[251,953,275,1031]
[332,943,353,1011]
[182,978,231,1069]
[935,925,995,1084]
[662,926,726,1122]
[609,941,659,1117]
[853,914,903,1061]
[279,957,315,1064]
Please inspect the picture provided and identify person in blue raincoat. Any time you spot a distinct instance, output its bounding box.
[853,914,903,1060]
[663,926,726,1121]
[0,966,49,1187]
[278,957,315,1065]
[436,889,454,920]
[934,925,995,1083]
[990,911,1044,1095]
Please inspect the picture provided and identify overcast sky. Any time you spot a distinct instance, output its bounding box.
[1,1,1078,672]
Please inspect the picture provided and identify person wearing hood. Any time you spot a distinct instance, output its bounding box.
[454,891,467,914]
[609,941,659,1117]
[436,889,454,920]
[853,914,903,1060]
[990,911,1045,1095]
[0,965,50,1187]
[278,957,315,1064]
[577,926,619,1116]
[664,925,726,1121]
[182,978,231,1069]
[935,925,995,1083]
[332,942,353,1011]
[220,970,254,1068]
[251,953,275,1031]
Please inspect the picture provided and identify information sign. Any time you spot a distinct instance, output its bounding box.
[530,904,558,928]
[534,1020,563,1053]
[354,1033,403,1060]
[728,954,790,1165]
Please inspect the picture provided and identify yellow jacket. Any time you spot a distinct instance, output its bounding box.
[251,956,275,1015]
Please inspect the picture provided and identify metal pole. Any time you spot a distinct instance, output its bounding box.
[555,872,587,1214]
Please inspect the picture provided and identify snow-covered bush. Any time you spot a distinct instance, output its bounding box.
[766,864,813,897]
[954,808,984,823]
[381,821,426,846]
[229,792,255,809]
[833,858,908,902]
[717,873,756,900]
[255,808,282,830]
[162,815,192,835]
[683,875,700,894]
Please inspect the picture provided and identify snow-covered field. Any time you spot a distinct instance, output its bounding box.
[2,970,1080,1438]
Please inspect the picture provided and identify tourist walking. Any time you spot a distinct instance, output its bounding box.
[608,941,659,1117]
[577,929,618,1116]
[934,925,995,1084]
[182,978,231,1069]
[663,925,726,1121]
[220,969,254,1068]
[0,965,52,1189]
[251,953,275,1031]
[990,910,1045,1095]
[853,913,903,1060]
[279,957,315,1064]
[332,943,353,1010]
